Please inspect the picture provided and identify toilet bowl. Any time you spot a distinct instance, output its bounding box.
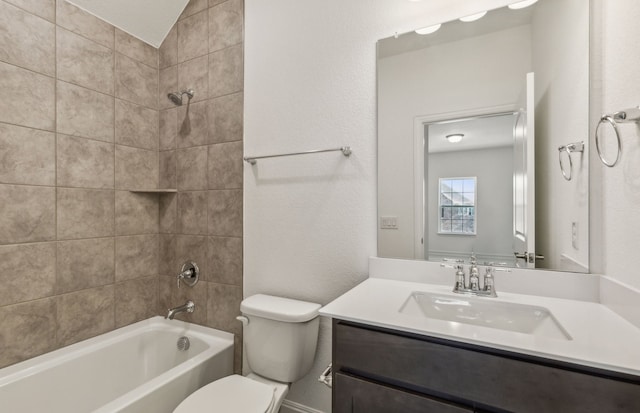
[173,294,321,413]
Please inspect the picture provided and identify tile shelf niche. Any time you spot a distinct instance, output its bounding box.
[128,189,177,193]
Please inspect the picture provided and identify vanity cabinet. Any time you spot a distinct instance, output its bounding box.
[332,320,640,413]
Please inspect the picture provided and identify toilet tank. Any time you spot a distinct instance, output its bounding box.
[241,294,321,383]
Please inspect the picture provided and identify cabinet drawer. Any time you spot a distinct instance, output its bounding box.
[334,321,640,413]
[334,372,471,413]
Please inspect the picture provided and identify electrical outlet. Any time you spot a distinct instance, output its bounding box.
[380,216,398,229]
[572,222,578,250]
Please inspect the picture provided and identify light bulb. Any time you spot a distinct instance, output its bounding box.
[508,0,538,10]
[459,11,487,22]
[446,134,464,143]
[415,24,442,35]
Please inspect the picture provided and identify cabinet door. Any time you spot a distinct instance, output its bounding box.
[334,373,472,413]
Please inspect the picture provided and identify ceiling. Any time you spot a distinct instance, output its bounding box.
[428,113,517,154]
[65,0,189,48]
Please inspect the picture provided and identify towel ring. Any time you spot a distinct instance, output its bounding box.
[595,115,622,167]
[558,142,584,181]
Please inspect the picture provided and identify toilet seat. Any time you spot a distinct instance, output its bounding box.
[173,375,275,413]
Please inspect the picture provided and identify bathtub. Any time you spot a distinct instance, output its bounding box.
[0,316,234,413]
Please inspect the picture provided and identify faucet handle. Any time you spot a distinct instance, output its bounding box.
[177,261,199,288]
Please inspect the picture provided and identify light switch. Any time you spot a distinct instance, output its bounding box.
[380,216,398,229]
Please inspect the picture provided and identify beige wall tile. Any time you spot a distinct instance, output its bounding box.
[207,236,242,285]
[0,185,55,244]
[55,0,114,48]
[160,193,178,234]
[208,141,242,189]
[207,92,243,143]
[208,0,243,53]
[208,44,243,98]
[115,54,158,109]
[176,235,208,279]
[160,109,178,150]
[177,147,208,190]
[0,298,56,369]
[178,55,208,103]
[57,238,115,294]
[57,81,114,142]
[160,150,177,189]
[178,100,208,147]
[159,234,176,275]
[115,29,158,68]
[57,134,114,189]
[115,276,158,328]
[0,62,55,131]
[0,243,56,306]
[177,10,208,63]
[57,285,115,347]
[115,191,159,235]
[115,99,159,150]
[0,123,55,186]
[0,1,55,75]
[208,189,242,237]
[57,188,115,239]
[206,282,242,335]
[208,0,227,7]
[178,191,208,235]
[115,234,159,281]
[57,28,114,95]
[159,25,178,69]
[180,0,208,20]
[115,145,158,190]
[159,65,178,110]
[4,0,55,21]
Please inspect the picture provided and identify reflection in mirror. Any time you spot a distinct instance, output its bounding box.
[377,0,589,272]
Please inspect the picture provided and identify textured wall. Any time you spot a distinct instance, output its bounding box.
[0,0,160,369]
[156,0,245,373]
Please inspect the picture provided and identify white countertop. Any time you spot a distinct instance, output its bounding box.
[320,277,640,377]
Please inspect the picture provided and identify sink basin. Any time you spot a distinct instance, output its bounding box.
[399,292,571,340]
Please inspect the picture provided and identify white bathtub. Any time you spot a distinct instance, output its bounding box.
[0,316,234,413]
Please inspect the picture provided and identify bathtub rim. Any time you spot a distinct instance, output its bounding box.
[0,316,234,388]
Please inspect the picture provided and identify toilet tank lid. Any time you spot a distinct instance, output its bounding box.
[241,294,321,322]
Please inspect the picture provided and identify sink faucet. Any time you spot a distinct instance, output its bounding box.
[441,256,509,298]
[166,300,195,320]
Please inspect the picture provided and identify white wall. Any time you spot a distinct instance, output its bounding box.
[428,147,514,261]
[600,0,640,291]
[532,0,590,271]
[378,25,531,259]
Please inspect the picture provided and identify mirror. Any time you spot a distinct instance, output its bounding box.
[377,0,590,272]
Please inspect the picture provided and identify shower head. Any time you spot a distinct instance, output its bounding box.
[167,89,195,106]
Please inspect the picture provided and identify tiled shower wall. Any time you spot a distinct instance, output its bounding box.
[0,0,244,371]
[156,0,244,373]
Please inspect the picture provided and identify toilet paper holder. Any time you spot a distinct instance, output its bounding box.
[318,363,332,388]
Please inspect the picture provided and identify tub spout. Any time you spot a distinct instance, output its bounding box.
[166,300,195,320]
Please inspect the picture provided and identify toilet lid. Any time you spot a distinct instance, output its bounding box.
[174,375,275,413]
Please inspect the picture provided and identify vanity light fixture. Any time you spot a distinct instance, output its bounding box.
[446,134,464,143]
[459,11,487,22]
[508,0,539,10]
[415,24,442,35]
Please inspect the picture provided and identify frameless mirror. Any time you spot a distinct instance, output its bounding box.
[377,0,590,272]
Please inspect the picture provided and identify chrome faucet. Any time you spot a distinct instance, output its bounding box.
[441,256,509,298]
[166,300,195,320]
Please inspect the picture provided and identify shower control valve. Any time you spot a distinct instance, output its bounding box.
[177,261,199,288]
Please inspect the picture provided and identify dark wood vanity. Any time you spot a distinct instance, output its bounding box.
[332,320,640,412]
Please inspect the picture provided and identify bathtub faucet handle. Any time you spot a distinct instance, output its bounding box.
[177,261,199,288]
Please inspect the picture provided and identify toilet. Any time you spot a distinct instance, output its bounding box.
[174,294,321,413]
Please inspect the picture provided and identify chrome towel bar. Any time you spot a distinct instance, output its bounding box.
[244,146,352,165]
[558,141,584,181]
